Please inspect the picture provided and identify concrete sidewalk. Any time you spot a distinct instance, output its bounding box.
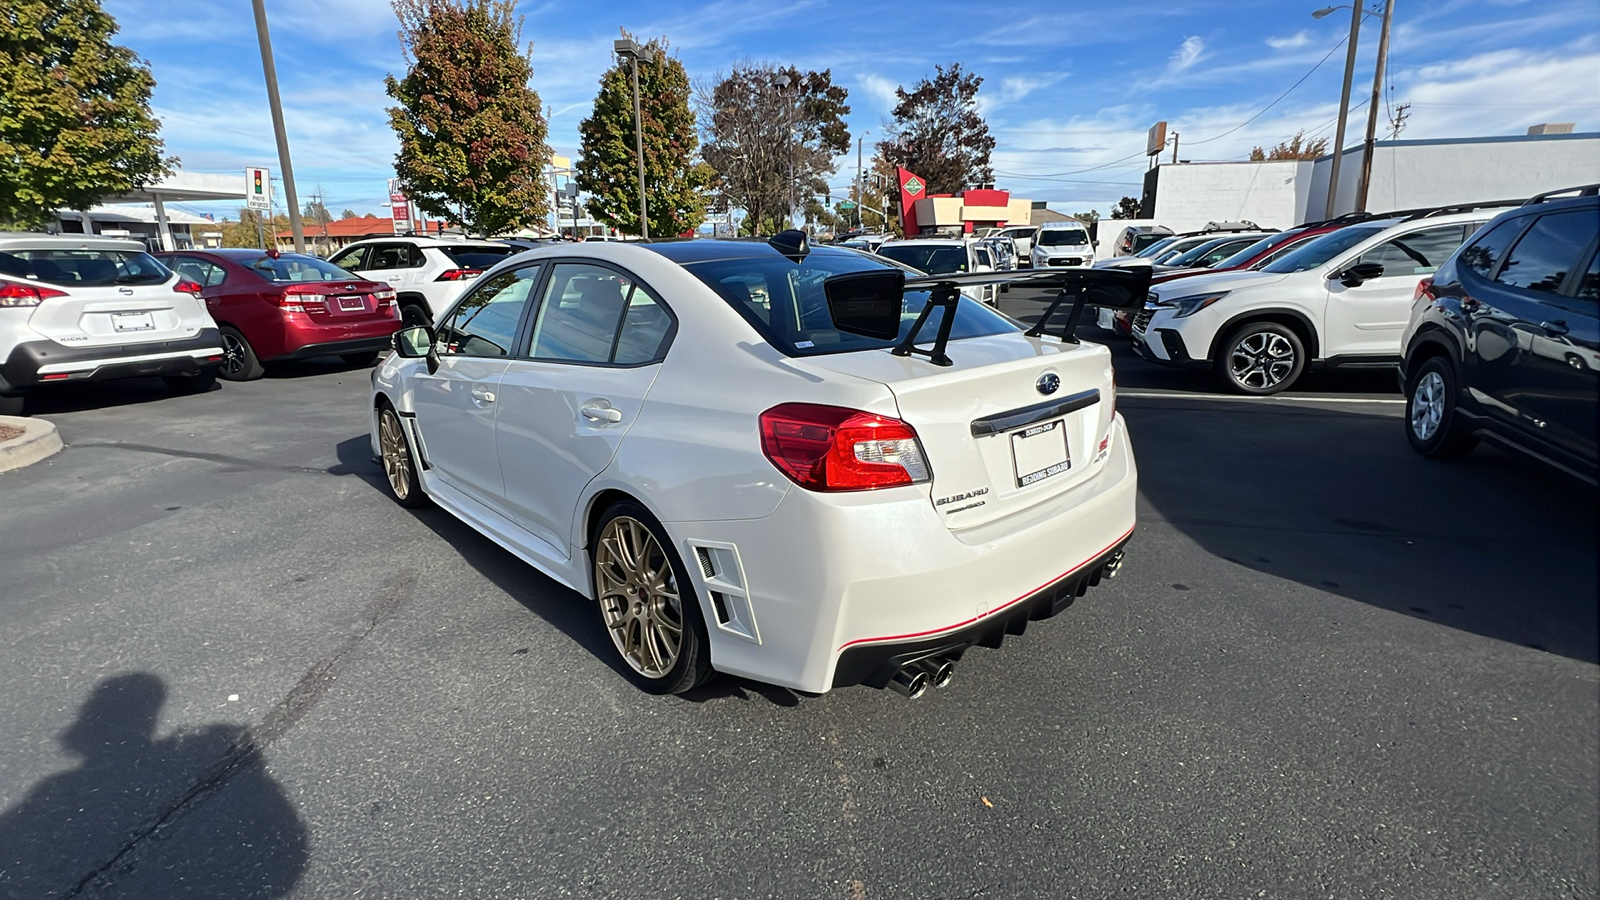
[0,416,63,474]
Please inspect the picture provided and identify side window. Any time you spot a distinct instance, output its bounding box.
[1495,210,1598,295]
[1355,225,1467,277]
[329,246,367,270]
[527,263,672,365]
[405,244,428,267]
[1577,247,1600,301]
[366,244,413,271]
[171,256,226,286]
[1456,219,1522,278]
[437,266,539,357]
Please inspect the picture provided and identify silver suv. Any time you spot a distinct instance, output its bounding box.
[0,234,223,415]
[327,236,521,328]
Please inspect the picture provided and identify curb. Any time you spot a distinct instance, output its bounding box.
[0,415,64,474]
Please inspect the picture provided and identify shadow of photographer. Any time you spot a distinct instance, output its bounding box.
[0,673,308,899]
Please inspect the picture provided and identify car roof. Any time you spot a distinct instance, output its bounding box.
[642,238,874,266]
[342,235,503,248]
[879,238,969,246]
[0,232,149,251]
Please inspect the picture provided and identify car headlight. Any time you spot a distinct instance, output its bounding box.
[1155,291,1229,318]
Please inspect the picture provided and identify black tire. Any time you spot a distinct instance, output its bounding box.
[400,303,431,329]
[218,326,266,381]
[1215,321,1306,395]
[340,351,381,367]
[377,404,428,509]
[162,370,218,395]
[0,394,24,416]
[591,500,714,695]
[1405,356,1478,459]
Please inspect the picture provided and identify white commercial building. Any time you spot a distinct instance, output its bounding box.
[1141,131,1599,232]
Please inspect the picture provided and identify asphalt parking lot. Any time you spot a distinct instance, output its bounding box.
[1,297,1595,899]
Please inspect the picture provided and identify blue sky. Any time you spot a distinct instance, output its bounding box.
[103,0,1600,223]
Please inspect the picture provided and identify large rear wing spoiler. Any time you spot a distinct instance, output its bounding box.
[824,266,1152,367]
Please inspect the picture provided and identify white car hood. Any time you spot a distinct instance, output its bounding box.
[1149,269,1291,299]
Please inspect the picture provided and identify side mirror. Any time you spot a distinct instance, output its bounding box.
[392,325,433,358]
[1338,262,1385,287]
[823,269,905,340]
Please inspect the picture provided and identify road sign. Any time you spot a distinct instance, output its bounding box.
[839,201,856,210]
[246,167,271,211]
[388,178,410,233]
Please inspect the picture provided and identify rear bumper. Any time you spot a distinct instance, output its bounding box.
[666,415,1139,694]
[0,328,223,392]
[267,315,400,362]
[276,334,396,362]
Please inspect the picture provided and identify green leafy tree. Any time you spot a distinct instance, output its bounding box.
[878,63,994,195]
[0,0,173,228]
[576,35,710,237]
[340,209,359,219]
[219,209,290,249]
[1073,209,1100,226]
[1110,197,1142,219]
[700,63,851,235]
[1249,130,1329,161]
[385,0,550,236]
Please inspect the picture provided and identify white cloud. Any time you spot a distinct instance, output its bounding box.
[854,73,902,114]
[1169,36,1205,73]
[1267,30,1313,51]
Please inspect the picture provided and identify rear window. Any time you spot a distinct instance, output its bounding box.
[679,251,1021,357]
[247,254,359,282]
[441,245,518,269]
[1259,225,1387,274]
[877,244,968,275]
[0,248,170,286]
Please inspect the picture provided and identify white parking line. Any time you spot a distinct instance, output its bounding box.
[1119,391,1406,405]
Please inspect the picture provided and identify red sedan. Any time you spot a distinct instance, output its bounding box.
[155,249,401,380]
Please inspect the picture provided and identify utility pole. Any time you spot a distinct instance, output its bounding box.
[614,38,655,239]
[1171,132,1180,164]
[251,0,305,254]
[1355,0,1396,213]
[1322,3,1364,218]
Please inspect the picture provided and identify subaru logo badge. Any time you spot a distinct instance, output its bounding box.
[1037,373,1060,395]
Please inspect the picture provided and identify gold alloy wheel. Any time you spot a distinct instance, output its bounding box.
[379,409,412,500]
[595,516,684,678]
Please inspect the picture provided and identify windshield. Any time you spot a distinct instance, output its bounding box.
[1215,231,1304,269]
[680,250,1020,357]
[876,244,968,275]
[1135,236,1179,258]
[2,248,170,287]
[1259,225,1387,274]
[1165,239,1236,268]
[1149,238,1211,264]
[248,254,361,282]
[1037,229,1089,247]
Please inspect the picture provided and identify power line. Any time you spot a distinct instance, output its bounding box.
[1184,34,1352,148]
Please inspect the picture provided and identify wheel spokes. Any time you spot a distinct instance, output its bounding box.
[594,516,683,678]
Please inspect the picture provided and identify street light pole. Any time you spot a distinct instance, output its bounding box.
[855,130,867,230]
[614,38,655,239]
[1316,3,1364,218]
[1355,0,1396,213]
[251,0,305,254]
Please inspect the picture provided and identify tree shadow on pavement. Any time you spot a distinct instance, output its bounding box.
[0,673,308,899]
[1124,394,1599,663]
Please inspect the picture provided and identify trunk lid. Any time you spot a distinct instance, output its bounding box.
[797,333,1117,531]
[28,278,210,348]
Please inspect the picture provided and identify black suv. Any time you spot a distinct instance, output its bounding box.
[1399,185,1598,483]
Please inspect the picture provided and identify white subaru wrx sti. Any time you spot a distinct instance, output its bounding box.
[369,233,1146,697]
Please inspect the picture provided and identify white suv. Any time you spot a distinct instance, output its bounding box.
[875,238,1000,304]
[1131,209,1507,394]
[0,234,223,415]
[1031,223,1094,268]
[327,237,521,328]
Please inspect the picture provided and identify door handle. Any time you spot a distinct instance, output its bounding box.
[581,404,623,423]
[1540,320,1570,336]
[470,387,496,404]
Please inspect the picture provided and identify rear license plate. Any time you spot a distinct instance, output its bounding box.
[112,312,155,332]
[1011,419,1070,487]
[337,295,365,311]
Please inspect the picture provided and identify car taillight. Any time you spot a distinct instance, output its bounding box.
[435,268,482,281]
[0,282,68,307]
[759,403,930,492]
[277,284,327,313]
[1413,277,1436,304]
[174,280,204,298]
[374,288,397,306]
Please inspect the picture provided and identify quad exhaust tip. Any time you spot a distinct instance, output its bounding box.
[888,666,929,699]
[916,657,956,689]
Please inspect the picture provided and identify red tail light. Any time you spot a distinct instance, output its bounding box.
[435,268,482,281]
[759,403,930,492]
[0,282,69,307]
[276,284,327,313]
[174,280,204,298]
[1413,277,1436,304]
